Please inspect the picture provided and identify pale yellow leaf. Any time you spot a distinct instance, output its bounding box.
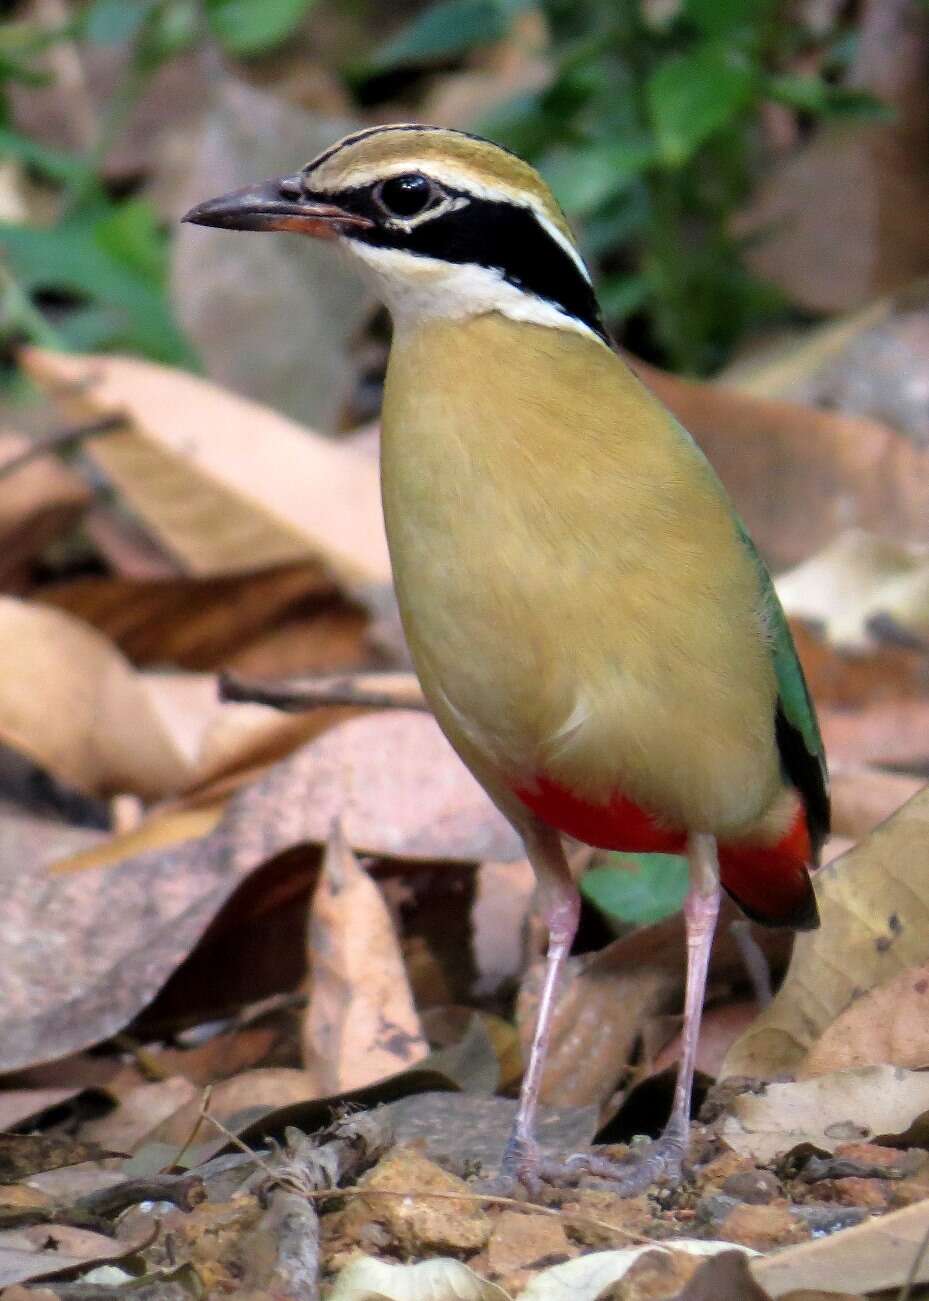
[303,820,428,1092]
[722,786,929,1080]
[720,1064,929,1161]
[752,1199,929,1296]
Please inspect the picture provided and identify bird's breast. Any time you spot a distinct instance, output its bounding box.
[379,313,783,838]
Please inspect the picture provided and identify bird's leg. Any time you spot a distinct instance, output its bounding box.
[500,821,580,1188]
[538,832,721,1196]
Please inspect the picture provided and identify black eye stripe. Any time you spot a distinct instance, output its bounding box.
[317,180,608,344]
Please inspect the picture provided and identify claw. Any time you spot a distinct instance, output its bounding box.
[534,1129,689,1198]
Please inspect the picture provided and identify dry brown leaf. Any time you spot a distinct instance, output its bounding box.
[788,618,929,709]
[720,1064,929,1162]
[752,1198,929,1296]
[0,711,514,1071]
[652,1001,759,1082]
[635,360,929,570]
[722,787,929,1079]
[0,1089,83,1131]
[142,1067,323,1148]
[38,563,338,669]
[518,957,677,1108]
[0,1221,151,1290]
[21,347,390,588]
[218,710,521,864]
[800,961,929,1076]
[0,597,194,799]
[819,700,929,770]
[80,1077,198,1151]
[0,595,347,803]
[736,0,929,314]
[303,821,428,1092]
[776,530,929,651]
[0,431,90,588]
[829,767,925,841]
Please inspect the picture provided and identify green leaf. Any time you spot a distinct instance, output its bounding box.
[85,0,158,44]
[765,74,891,121]
[683,0,774,39]
[598,273,649,321]
[0,127,90,185]
[646,44,755,166]
[374,0,529,67]
[541,138,655,216]
[205,0,315,57]
[93,199,166,285]
[0,206,195,366]
[581,854,689,928]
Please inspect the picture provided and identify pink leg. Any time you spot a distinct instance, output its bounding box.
[501,821,580,1185]
[539,833,721,1195]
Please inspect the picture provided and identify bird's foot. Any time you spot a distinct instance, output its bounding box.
[536,1120,689,1198]
[493,1131,544,1197]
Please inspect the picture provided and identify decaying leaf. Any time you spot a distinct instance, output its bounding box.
[303,821,429,1092]
[518,957,677,1108]
[0,1134,122,1184]
[0,1222,152,1290]
[0,598,196,799]
[722,787,929,1079]
[0,431,90,587]
[516,1242,756,1301]
[819,699,929,771]
[720,1064,929,1162]
[752,1198,929,1296]
[800,961,929,1076]
[38,562,338,670]
[0,705,519,1073]
[829,766,924,841]
[21,347,390,590]
[635,360,929,569]
[224,710,522,865]
[776,529,929,650]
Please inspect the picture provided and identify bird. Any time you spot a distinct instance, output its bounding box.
[183,124,829,1194]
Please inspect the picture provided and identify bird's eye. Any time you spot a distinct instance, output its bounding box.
[374,173,439,220]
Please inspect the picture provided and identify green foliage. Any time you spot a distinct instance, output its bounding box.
[376,0,885,373]
[373,0,531,66]
[645,44,754,167]
[0,0,889,382]
[204,0,317,57]
[0,199,196,363]
[581,853,689,928]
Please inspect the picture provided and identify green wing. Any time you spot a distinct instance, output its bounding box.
[737,520,830,858]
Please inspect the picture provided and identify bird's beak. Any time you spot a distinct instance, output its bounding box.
[181,174,374,239]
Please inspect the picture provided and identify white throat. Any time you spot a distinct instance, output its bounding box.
[343,240,604,344]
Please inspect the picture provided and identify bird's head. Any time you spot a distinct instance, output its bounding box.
[183,124,607,344]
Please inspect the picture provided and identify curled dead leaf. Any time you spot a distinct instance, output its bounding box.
[800,961,929,1076]
[722,787,929,1080]
[720,1064,929,1162]
[303,821,429,1092]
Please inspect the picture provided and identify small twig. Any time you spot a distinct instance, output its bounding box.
[164,1084,214,1175]
[73,1172,206,1218]
[0,1172,204,1235]
[199,1109,656,1245]
[0,414,125,481]
[219,670,427,713]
